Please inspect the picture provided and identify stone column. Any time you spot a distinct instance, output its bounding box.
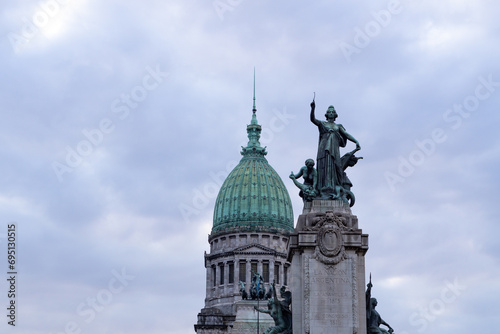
[269,260,281,284]
[211,265,217,299]
[245,260,251,286]
[288,200,368,334]
[206,265,212,299]
[223,261,228,295]
[235,258,241,296]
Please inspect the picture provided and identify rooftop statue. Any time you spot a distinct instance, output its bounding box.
[250,270,265,300]
[310,97,361,205]
[239,281,248,300]
[366,277,394,334]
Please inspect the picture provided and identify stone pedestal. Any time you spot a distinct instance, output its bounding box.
[287,200,369,334]
[195,300,274,334]
[230,300,274,333]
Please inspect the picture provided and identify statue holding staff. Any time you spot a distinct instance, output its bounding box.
[310,97,361,200]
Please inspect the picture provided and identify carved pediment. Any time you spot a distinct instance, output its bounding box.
[205,243,287,262]
[233,243,277,254]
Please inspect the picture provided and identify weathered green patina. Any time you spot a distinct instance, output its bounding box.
[366,277,394,334]
[254,282,293,334]
[310,100,361,202]
[211,96,294,236]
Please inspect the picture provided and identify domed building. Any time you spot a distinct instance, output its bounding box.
[194,93,294,333]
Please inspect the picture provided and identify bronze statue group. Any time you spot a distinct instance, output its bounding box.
[290,99,362,207]
[248,99,394,334]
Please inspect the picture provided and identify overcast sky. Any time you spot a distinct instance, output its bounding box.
[1,0,499,333]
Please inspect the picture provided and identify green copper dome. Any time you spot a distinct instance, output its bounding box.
[211,105,294,236]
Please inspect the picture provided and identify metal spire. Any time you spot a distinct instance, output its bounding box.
[251,68,258,125]
[253,68,256,111]
[242,68,266,157]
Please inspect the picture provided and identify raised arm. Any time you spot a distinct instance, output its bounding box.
[310,100,321,126]
[290,166,305,180]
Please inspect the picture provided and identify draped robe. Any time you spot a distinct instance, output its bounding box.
[315,121,348,196]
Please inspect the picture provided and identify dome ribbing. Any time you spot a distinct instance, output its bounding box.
[211,100,294,236]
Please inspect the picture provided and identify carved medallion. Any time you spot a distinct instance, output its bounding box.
[318,226,342,257]
[315,224,346,264]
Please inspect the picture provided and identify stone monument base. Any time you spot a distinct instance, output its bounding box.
[195,300,274,334]
[230,300,275,333]
[288,200,369,334]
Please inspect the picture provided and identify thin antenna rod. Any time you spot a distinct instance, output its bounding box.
[253,67,256,112]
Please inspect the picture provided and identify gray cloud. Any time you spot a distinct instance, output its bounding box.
[0,0,498,333]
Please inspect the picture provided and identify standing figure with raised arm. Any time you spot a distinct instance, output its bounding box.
[310,99,361,200]
[366,278,394,334]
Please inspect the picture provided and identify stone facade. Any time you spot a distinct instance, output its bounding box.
[195,231,291,333]
[288,200,369,334]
